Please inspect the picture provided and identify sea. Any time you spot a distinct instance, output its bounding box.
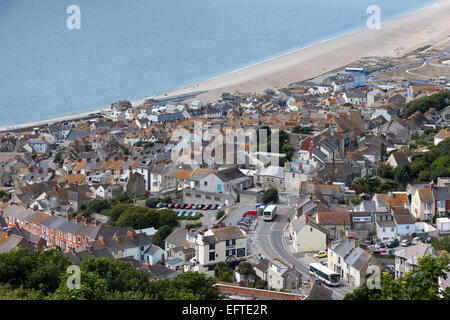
[0,0,441,127]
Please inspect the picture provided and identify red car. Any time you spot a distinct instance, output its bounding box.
[202,204,212,210]
[167,203,175,208]
[185,204,194,210]
[174,203,182,209]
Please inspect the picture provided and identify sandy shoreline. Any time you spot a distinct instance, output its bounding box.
[2,0,450,132]
[147,0,450,103]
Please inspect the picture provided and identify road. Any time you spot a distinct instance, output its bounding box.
[368,45,450,88]
[247,195,352,300]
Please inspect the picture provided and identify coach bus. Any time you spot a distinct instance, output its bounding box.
[263,204,277,221]
[309,263,341,287]
[345,67,368,74]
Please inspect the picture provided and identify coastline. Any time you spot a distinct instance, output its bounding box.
[1,0,450,132]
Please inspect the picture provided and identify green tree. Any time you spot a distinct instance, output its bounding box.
[151,225,173,248]
[53,270,111,300]
[214,262,233,282]
[345,254,450,300]
[215,210,225,221]
[431,236,450,251]
[403,92,450,118]
[292,126,313,135]
[262,187,279,204]
[378,163,395,179]
[394,164,412,184]
[281,144,295,162]
[350,197,362,206]
[86,199,111,215]
[0,249,71,295]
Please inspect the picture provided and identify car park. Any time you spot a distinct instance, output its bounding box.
[179,203,187,209]
[185,204,194,210]
[400,239,412,247]
[193,211,201,216]
[185,211,193,216]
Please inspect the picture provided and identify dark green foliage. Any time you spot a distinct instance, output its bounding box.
[214,262,233,282]
[215,210,225,221]
[0,249,71,295]
[262,187,279,204]
[377,163,395,179]
[409,137,450,182]
[151,225,173,248]
[345,254,450,300]
[185,220,202,231]
[394,164,412,184]
[350,197,362,206]
[292,126,313,135]
[352,175,399,194]
[403,92,450,119]
[431,236,450,252]
[86,199,111,215]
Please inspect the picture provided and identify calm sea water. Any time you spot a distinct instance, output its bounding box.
[0,0,441,126]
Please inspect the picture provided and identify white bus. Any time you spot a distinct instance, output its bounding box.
[309,263,340,287]
[263,204,277,221]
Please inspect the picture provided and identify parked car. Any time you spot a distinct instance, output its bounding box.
[314,251,327,258]
[168,203,175,208]
[217,204,224,210]
[179,210,188,216]
[375,242,385,249]
[425,237,436,243]
[380,248,395,256]
[193,211,201,216]
[400,239,412,247]
[186,211,193,216]
[185,204,194,210]
[156,202,166,208]
[240,225,248,231]
[174,203,182,209]
[237,220,251,227]
[412,237,423,245]
[386,240,399,248]
[177,211,184,217]
[210,204,218,210]
[179,203,187,209]
[202,204,212,210]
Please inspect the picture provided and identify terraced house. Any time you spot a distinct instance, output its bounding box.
[1,204,127,251]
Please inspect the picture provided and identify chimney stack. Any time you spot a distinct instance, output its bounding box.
[66,213,72,220]
[68,170,72,175]
[33,205,38,211]
[127,228,135,238]
[98,236,105,245]
[430,181,435,191]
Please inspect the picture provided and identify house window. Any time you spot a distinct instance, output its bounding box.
[209,252,215,261]
[231,239,236,246]
[204,181,208,186]
[209,243,215,250]
[391,228,394,232]
[406,226,409,230]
